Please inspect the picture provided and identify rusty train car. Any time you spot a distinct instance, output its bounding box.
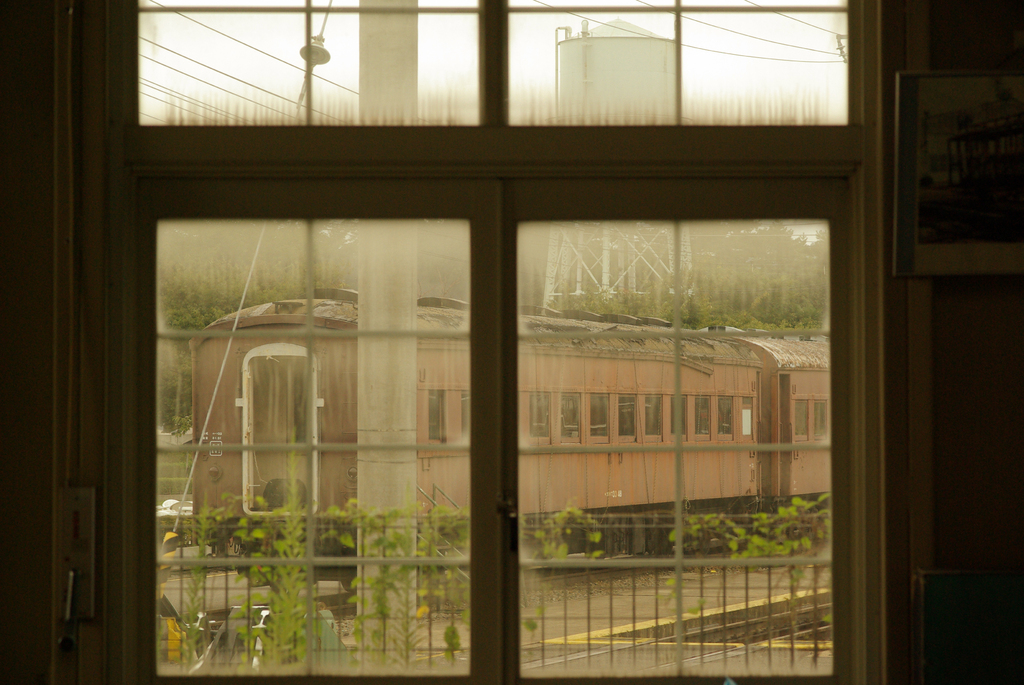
[189,294,829,553]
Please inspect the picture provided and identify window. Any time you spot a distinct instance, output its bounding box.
[742,396,754,437]
[114,0,885,679]
[590,394,609,438]
[429,389,447,442]
[617,394,636,439]
[529,392,550,438]
[644,395,662,437]
[137,1,849,127]
[795,399,809,439]
[462,391,470,440]
[815,399,828,438]
[671,394,686,438]
[717,395,733,436]
[695,395,711,436]
[561,392,581,440]
[516,220,834,676]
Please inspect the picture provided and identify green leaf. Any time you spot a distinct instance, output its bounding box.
[523,619,537,632]
[444,626,461,652]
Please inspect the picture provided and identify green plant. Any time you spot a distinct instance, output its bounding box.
[318,500,470,668]
[521,506,603,637]
[229,456,311,671]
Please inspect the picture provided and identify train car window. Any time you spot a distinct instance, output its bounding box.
[590,394,609,437]
[815,400,827,438]
[671,395,686,438]
[462,391,470,440]
[742,396,753,437]
[530,392,550,438]
[561,393,581,440]
[618,395,636,439]
[695,396,711,436]
[795,399,809,439]
[717,396,733,436]
[429,389,447,442]
[644,395,662,437]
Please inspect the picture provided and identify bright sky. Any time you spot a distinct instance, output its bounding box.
[138,0,847,125]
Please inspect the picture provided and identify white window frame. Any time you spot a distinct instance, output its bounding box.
[101,1,885,683]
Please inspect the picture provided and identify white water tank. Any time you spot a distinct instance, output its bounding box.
[557,19,676,124]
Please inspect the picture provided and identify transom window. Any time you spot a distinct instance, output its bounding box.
[137,0,849,126]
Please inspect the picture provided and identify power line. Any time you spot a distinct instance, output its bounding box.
[145,0,359,96]
[140,88,217,122]
[139,110,168,124]
[141,43,348,122]
[141,77,253,123]
[534,1,842,64]
[740,0,837,34]
[140,52,299,120]
[141,39,298,107]
[633,0,840,57]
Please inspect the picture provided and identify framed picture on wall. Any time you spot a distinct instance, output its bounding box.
[895,72,1024,275]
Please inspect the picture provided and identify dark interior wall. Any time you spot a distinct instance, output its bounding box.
[927,5,1024,569]
[931,277,1024,568]
[2,3,57,683]
[930,0,1024,70]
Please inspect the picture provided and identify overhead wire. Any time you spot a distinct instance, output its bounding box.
[140,77,252,122]
[139,89,217,122]
[531,0,843,63]
[141,41,349,122]
[740,0,836,34]
[141,37,299,107]
[143,0,358,95]
[632,0,839,56]
[140,52,300,120]
[139,110,168,124]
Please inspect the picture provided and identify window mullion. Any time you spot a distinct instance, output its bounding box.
[481,0,508,126]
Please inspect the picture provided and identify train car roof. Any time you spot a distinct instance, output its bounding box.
[520,314,761,366]
[198,299,826,368]
[738,337,830,370]
[202,299,469,332]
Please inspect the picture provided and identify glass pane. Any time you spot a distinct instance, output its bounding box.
[139,3,479,125]
[518,220,831,676]
[795,399,809,438]
[561,393,581,440]
[590,395,609,438]
[814,400,827,437]
[717,396,733,436]
[509,11,847,125]
[671,395,686,438]
[531,393,551,438]
[157,219,470,675]
[617,395,636,439]
[695,396,711,435]
[644,396,662,437]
